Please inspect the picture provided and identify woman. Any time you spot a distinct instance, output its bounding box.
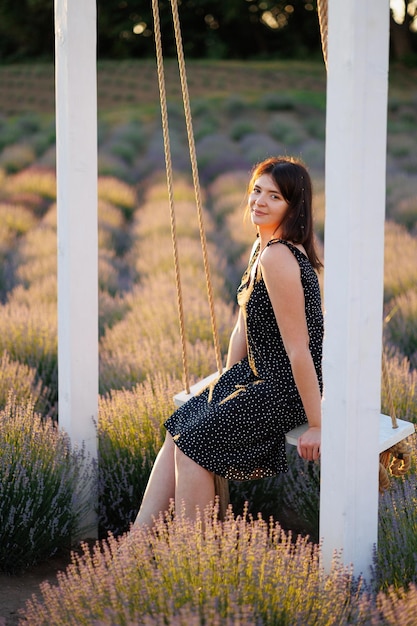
[135,156,323,528]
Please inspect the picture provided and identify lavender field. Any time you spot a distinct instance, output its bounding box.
[0,59,417,624]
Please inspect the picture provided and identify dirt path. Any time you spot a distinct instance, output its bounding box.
[0,555,71,626]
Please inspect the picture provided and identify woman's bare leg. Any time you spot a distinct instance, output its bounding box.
[133,432,176,528]
[174,446,215,520]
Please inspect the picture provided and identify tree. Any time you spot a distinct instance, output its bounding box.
[97,0,321,60]
[0,1,322,62]
[0,0,54,61]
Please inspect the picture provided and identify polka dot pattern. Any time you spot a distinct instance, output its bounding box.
[164,239,323,481]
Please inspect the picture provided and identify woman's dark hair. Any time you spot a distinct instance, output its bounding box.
[248,156,323,271]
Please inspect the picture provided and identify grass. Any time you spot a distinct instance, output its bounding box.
[0,58,416,621]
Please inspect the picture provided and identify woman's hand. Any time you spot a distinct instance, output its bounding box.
[297,426,321,462]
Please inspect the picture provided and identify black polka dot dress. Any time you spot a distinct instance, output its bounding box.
[164,239,323,480]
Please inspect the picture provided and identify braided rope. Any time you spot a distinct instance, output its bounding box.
[170,0,223,377]
[379,353,413,491]
[317,0,328,68]
[151,0,191,393]
[382,354,398,429]
[379,440,412,493]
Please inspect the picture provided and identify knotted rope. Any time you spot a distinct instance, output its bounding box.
[317,0,328,68]
[379,356,413,492]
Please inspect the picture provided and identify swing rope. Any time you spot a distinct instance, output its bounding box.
[151,0,223,397]
[317,0,328,68]
[379,352,412,491]
[151,0,191,394]
[152,0,229,515]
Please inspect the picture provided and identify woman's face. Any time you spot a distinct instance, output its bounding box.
[249,173,289,236]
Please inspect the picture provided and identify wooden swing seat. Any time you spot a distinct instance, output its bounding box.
[173,371,415,453]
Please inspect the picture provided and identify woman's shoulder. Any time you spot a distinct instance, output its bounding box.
[267,238,308,258]
[260,240,301,278]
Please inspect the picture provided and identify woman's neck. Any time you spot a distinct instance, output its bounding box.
[257,228,283,250]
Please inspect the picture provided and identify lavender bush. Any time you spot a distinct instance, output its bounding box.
[22,507,368,626]
[0,396,92,574]
[97,374,178,536]
[0,299,58,411]
[373,474,417,591]
[0,350,49,413]
[0,66,415,609]
[381,350,417,424]
[0,142,36,173]
[384,221,417,302]
[385,288,417,367]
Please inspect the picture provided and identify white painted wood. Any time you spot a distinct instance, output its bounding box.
[320,0,390,576]
[55,0,98,535]
[285,416,415,451]
[174,371,223,406]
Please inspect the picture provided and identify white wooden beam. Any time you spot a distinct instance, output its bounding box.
[320,0,390,576]
[54,0,98,535]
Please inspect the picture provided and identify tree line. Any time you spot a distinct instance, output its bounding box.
[0,0,416,63]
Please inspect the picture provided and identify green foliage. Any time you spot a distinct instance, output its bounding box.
[0,396,91,574]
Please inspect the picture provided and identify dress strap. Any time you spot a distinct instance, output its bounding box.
[266,238,293,249]
[266,238,308,262]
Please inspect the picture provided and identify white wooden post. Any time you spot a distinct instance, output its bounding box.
[54,0,98,536]
[320,0,390,576]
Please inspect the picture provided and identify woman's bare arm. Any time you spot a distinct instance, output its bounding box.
[260,244,321,461]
